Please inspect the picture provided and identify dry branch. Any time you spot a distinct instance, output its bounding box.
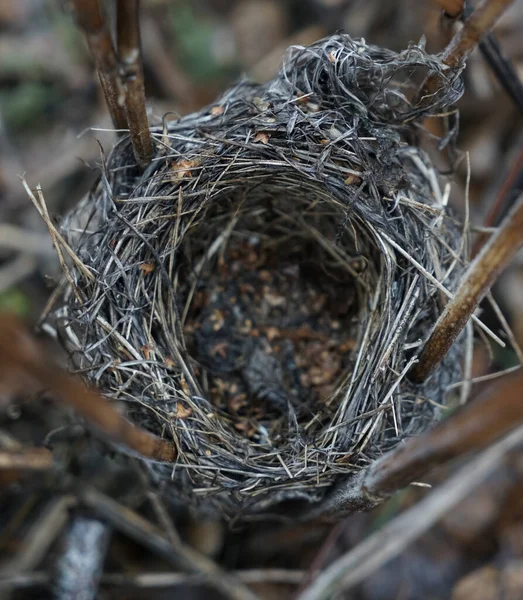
[308,370,523,518]
[299,417,523,600]
[411,196,523,383]
[72,0,127,130]
[0,447,53,471]
[365,369,523,496]
[433,0,464,17]
[116,0,153,166]
[419,0,516,104]
[0,315,177,463]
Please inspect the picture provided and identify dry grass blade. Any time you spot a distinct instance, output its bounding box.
[411,196,523,383]
[0,315,177,463]
[117,0,153,166]
[72,0,127,130]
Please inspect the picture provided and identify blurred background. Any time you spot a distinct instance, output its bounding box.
[0,1,522,598]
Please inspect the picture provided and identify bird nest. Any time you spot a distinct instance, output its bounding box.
[49,35,466,521]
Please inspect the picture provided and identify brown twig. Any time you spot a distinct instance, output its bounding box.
[80,486,261,600]
[299,408,523,600]
[0,447,53,471]
[433,0,464,18]
[71,0,127,131]
[472,148,523,257]
[419,0,516,104]
[365,369,523,496]
[410,196,523,383]
[116,0,153,166]
[0,315,177,463]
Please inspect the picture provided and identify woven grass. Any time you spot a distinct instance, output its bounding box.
[48,34,467,521]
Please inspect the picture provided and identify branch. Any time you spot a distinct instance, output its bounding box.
[116,0,153,166]
[433,0,464,17]
[72,0,127,130]
[0,447,53,471]
[298,418,523,600]
[419,0,516,104]
[410,196,523,383]
[0,315,177,463]
[308,369,523,519]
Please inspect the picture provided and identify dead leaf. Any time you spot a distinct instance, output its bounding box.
[175,403,192,419]
[253,131,271,144]
[171,158,200,181]
[210,105,224,116]
[139,262,155,275]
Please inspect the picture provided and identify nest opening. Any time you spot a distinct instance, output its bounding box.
[179,184,368,442]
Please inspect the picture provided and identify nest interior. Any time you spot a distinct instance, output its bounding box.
[52,35,466,521]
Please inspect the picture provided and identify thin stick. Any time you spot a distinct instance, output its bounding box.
[0,448,53,471]
[72,0,127,130]
[365,370,523,497]
[419,0,516,103]
[410,196,523,383]
[311,370,523,518]
[433,0,464,17]
[80,486,261,600]
[116,0,153,166]
[0,315,177,463]
[298,423,523,600]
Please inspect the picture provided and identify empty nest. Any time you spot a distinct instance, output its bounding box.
[48,34,466,521]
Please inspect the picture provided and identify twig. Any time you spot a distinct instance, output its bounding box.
[298,422,523,600]
[0,224,55,256]
[54,516,111,600]
[79,486,261,600]
[0,315,177,463]
[472,148,523,256]
[116,0,153,166]
[1,569,306,589]
[364,370,523,497]
[433,0,464,17]
[0,447,53,471]
[419,0,516,104]
[71,0,127,130]
[410,196,523,383]
[310,370,523,518]
[0,496,75,579]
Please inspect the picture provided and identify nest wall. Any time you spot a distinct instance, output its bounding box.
[51,35,466,521]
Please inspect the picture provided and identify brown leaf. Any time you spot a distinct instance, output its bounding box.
[139,262,155,275]
[175,403,192,419]
[210,105,224,116]
[171,158,200,181]
[253,131,271,144]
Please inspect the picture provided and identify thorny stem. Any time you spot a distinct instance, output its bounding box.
[419,0,516,104]
[117,0,153,166]
[410,196,523,383]
[72,0,127,131]
[0,316,177,463]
